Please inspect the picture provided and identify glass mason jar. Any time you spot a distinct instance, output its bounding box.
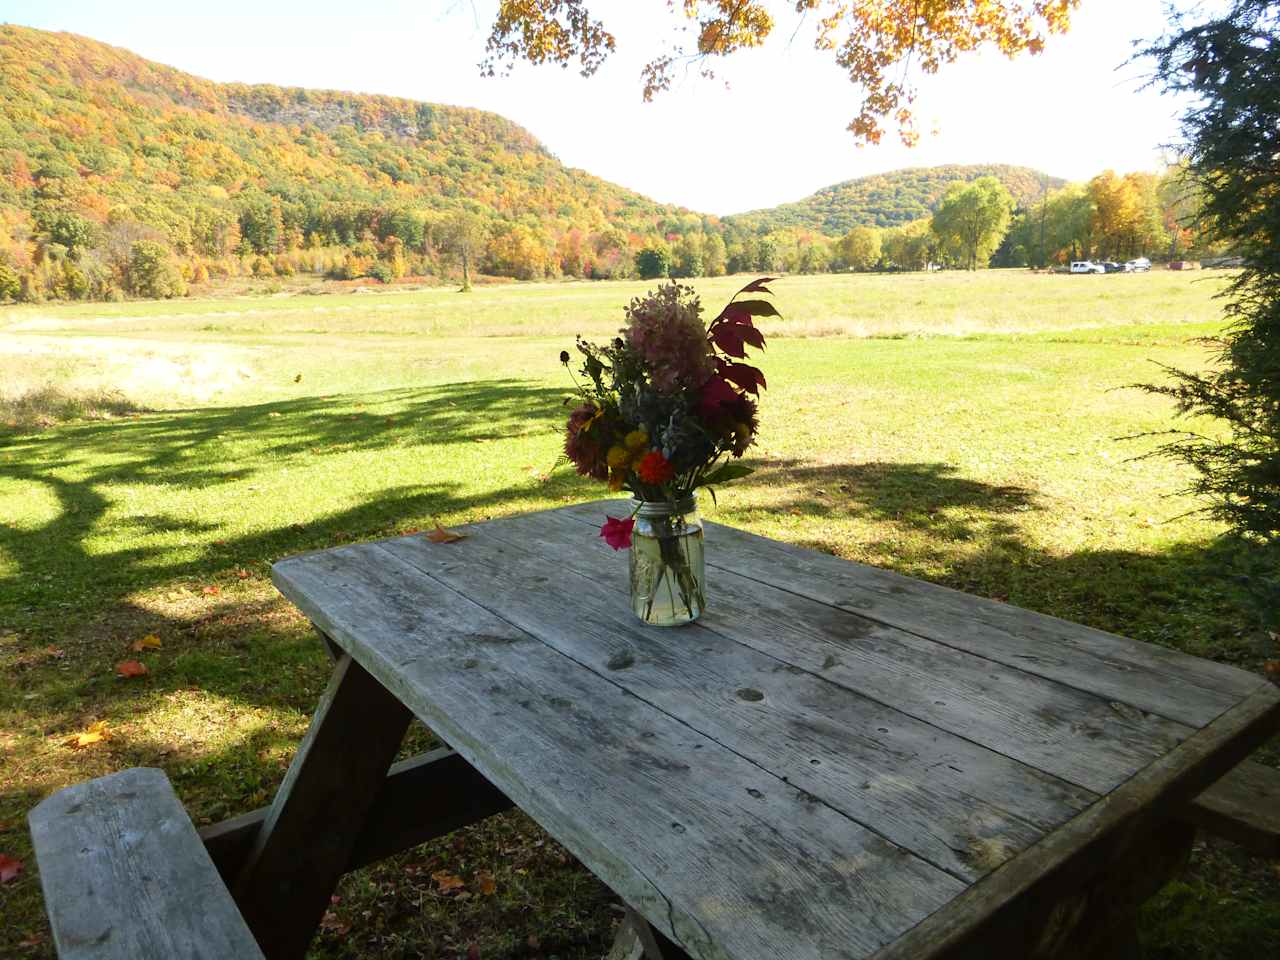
[630,495,705,626]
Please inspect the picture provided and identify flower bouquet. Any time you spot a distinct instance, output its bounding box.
[559,278,776,625]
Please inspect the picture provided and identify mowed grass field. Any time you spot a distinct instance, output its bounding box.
[1,270,1276,959]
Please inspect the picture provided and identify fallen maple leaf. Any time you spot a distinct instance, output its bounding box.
[476,872,497,896]
[426,521,466,544]
[65,720,109,748]
[431,869,465,893]
[201,585,221,596]
[130,634,162,652]
[116,660,148,678]
[0,852,22,883]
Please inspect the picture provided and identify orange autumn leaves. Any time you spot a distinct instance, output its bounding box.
[63,633,163,749]
[483,1,1078,144]
[115,632,161,681]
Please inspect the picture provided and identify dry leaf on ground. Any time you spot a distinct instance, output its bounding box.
[201,585,221,596]
[130,634,162,652]
[426,521,466,544]
[116,660,148,678]
[431,869,465,893]
[0,852,23,883]
[65,720,109,748]
[476,872,497,896]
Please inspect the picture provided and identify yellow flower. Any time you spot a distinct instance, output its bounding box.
[606,445,631,469]
[623,429,649,452]
[608,468,626,491]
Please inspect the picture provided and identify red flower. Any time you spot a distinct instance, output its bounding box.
[635,450,674,485]
[600,516,635,550]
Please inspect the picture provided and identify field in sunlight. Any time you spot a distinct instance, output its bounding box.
[1,269,1274,960]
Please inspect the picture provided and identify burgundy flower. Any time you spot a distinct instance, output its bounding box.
[564,403,608,481]
[699,375,740,421]
[600,515,635,550]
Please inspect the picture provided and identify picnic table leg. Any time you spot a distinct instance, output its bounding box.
[618,905,694,960]
[232,651,412,960]
[1029,818,1195,960]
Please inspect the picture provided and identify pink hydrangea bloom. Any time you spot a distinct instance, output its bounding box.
[624,283,715,394]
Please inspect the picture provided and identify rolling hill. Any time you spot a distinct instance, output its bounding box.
[0,25,1081,300]
[728,164,1067,234]
[0,24,695,291]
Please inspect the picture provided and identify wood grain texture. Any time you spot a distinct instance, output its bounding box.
[868,685,1280,960]
[272,544,966,960]
[556,500,1264,729]
[233,653,412,960]
[482,508,1191,794]
[1181,759,1280,857]
[200,747,514,880]
[379,528,1096,883]
[28,767,265,960]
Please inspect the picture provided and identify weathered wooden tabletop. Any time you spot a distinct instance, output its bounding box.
[268,500,1280,960]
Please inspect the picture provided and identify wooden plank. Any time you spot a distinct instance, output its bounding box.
[379,530,1097,882]
[200,747,515,880]
[869,685,1280,960]
[28,767,265,960]
[555,500,1265,728]
[479,508,1192,794]
[272,544,967,960]
[233,653,412,960]
[1181,759,1280,857]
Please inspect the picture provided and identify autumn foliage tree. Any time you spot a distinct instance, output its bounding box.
[930,176,1013,270]
[482,1,1078,144]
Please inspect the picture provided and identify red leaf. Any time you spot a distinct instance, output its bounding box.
[116,660,148,678]
[737,276,777,295]
[0,852,23,883]
[718,360,766,395]
[709,314,765,359]
[201,585,220,596]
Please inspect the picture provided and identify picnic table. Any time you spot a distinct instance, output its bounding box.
[203,501,1280,959]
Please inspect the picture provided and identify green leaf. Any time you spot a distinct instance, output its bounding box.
[697,464,754,488]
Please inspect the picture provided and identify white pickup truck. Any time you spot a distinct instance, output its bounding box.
[1070,260,1105,274]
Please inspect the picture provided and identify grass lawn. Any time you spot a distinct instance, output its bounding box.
[1,269,1276,959]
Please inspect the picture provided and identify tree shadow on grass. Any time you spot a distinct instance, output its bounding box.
[0,378,579,628]
[747,457,1271,675]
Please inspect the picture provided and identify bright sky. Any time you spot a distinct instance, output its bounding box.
[2,0,1198,214]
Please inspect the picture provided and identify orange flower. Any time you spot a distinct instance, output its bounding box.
[635,450,674,485]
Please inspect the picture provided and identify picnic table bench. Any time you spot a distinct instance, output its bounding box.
[28,501,1280,959]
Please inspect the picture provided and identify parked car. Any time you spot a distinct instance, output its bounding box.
[1102,261,1127,273]
[1126,257,1152,272]
[1070,260,1105,274]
